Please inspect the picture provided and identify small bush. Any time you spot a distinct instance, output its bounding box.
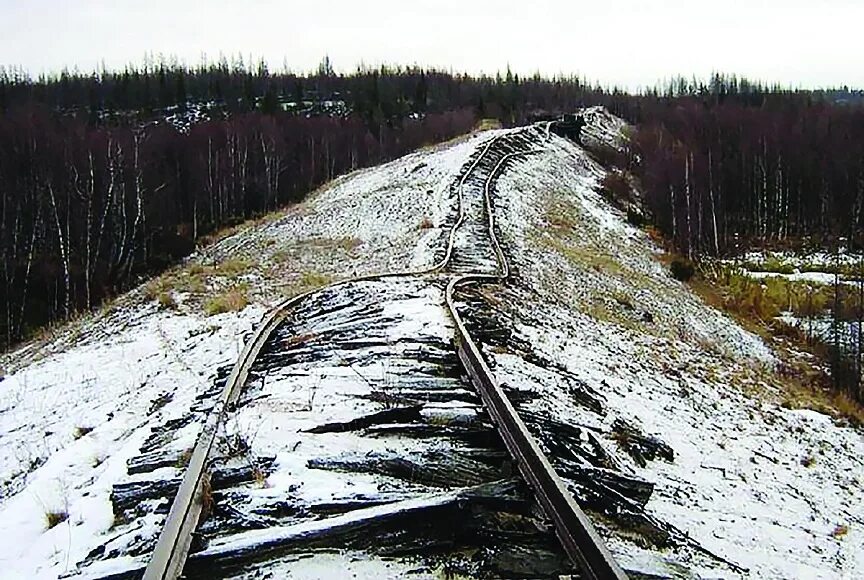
[601,172,632,209]
[670,259,695,282]
[585,143,630,169]
[418,217,434,229]
[45,510,68,529]
[72,426,94,440]
[157,292,176,309]
[626,208,646,227]
[761,256,795,275]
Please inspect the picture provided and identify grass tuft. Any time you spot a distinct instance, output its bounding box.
[45,510,68,529]
[217,258,252,276]
[157,292,176,309]
[175,448,194,468]
[204,284,249,316]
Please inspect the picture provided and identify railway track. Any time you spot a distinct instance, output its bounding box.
[99,125,627,579]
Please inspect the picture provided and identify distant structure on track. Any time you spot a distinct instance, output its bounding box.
[550,113,586,143]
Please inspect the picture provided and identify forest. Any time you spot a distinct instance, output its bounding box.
[627,78,864,257]
[0,62,862,404]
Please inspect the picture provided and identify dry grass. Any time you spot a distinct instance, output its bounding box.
[45,510,68,529]
[308,236,361,252]
[175,448,194,468]
[217,257,253,276]
[278,271,334,300]
[252,465,269,488]
[201,472,214,517]
[782,382,864,426]
[684,263,864,426]
[204,285,249,316]
[197,209,287,247]
[544,236,625,277]
[157,292,176,309]
[475,118,502,131]
[270,249,291,264]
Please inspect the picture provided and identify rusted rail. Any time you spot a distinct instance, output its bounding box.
[139,132,503,580]
[443,147,628,579]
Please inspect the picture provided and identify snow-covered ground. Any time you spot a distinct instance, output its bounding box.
[736,249,864,273]
[0,111,861,579]
[0,130,498,579]
[489,112,864,578]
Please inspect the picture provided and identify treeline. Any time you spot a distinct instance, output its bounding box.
[0,102,476,344]
[628,75,864,256]
[1,59,632,345]
[0,56,626,126]
[2,61,863,357]
[621,75,864,402]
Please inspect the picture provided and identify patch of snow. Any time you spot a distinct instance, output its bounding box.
[0,305,265,578]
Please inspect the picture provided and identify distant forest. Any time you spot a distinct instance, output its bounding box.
[626,80,864,258]
[0,58,863,350]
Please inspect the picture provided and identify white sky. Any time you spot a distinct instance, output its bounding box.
[1,0,862,91]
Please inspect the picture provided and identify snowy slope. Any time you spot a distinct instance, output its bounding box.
[0,130,499,579]
[487,111,863,578]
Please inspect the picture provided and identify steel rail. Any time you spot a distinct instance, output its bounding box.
[443,146,629,579]
[141,127,626,580]
[140,132,503,580]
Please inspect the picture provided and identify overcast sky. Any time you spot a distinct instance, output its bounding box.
[2,0,862,90]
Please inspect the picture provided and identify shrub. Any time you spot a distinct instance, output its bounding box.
[626,208,646,227]
[761,256,795,275]
[601,172,632,209]
[45,510,68,529]
[157,292,176,309]
[585,143,630,169]
[670,259,695,282]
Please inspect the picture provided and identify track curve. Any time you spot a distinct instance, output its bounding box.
[140,125,628,580]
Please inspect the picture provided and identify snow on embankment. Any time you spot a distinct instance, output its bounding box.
[200,131,496,290]
[489,109,863,578]
[0,130,497,579]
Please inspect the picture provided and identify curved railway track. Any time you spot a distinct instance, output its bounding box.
[135,126,627,580]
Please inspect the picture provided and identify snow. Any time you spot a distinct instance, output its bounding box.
[0,305,265,578]
[198,130,501,292]
[1,112,861,579]
[737,249,864,271]
[742,270,841,285]
[0,129,499,578]
[488,119,864,578]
